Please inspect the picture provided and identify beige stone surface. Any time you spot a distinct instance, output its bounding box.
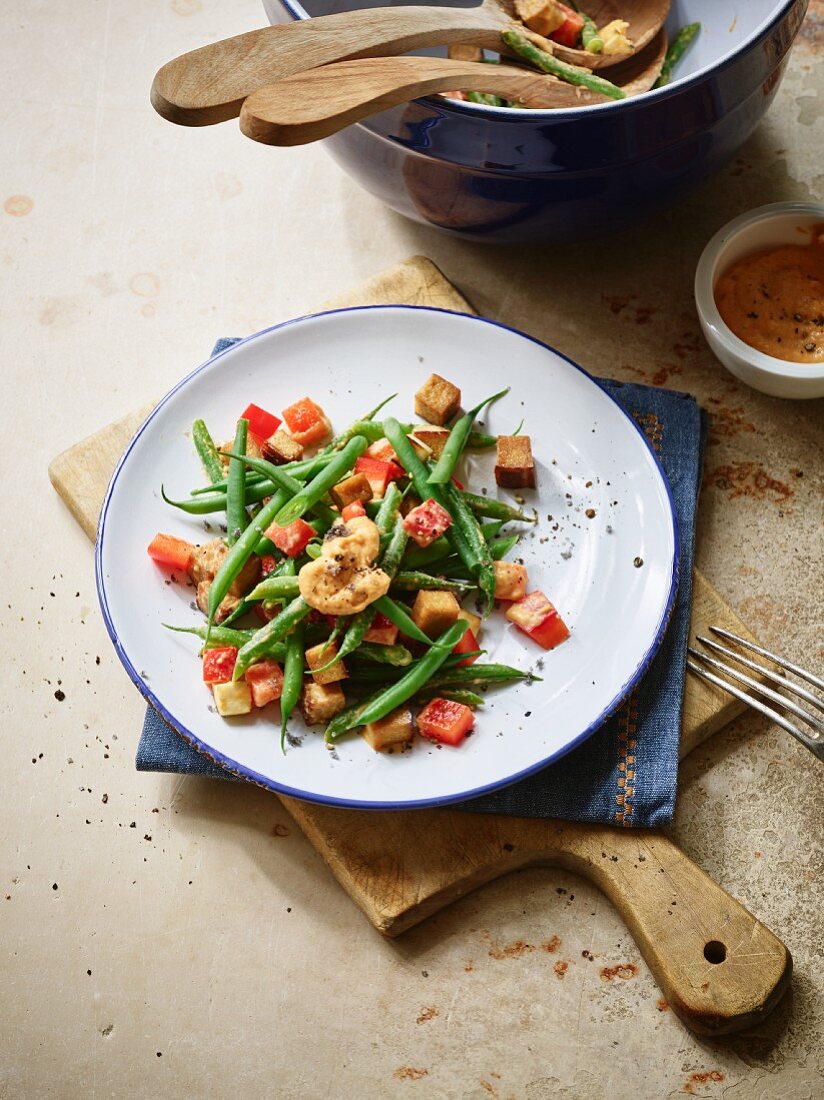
[1,1,822,1098]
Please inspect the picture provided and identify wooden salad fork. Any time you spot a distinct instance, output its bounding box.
[151,0,670,126]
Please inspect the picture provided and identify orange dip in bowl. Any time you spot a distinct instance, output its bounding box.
[714,226,824,364]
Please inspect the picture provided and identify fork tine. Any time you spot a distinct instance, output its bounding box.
[709,626,824,692]
[687,659,824,762]
[697,635,824,715]
[687,647,824,735]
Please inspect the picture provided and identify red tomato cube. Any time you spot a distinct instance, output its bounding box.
[341,501,367,522]
[550,3,585,47]
[281,397,332,447]
[240,403,281,443]
[451,475,465,491]
[147,533,194,573]
[202,646,238,684]
[365,438,398,463]
[363,611,399,646]
[354,456,405,498]
[506,590,570,651]
[402,498,453,548]
[264,518,315,558]
[418,697,475,746]
[259,554,278,577]
[244,659,284,706]
[452,627,480,667]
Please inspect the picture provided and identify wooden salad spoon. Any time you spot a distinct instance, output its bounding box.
[151,0,670,126]
[238,34,667,148]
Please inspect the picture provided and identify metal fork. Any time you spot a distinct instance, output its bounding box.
[687,627,824,762]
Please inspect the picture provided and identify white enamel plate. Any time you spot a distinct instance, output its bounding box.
[97,307,678,809]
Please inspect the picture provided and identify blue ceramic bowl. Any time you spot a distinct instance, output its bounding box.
[263,0,807,242]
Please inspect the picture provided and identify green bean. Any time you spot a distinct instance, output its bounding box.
[354,642,413,667]
[323,689,386,742]
[467,430,497,449]
[220,451,337,528]
[327,394,398,451]
[428,387,508,485]
[438,533,520,578]
[502,30,626,100]
[416,688,486,708]
[192,419,225,484]
[246,576,301,602]
[233,596,310,680]
[403,520,504,571]
[304,543,322,560]
[163,622,260,648]
[441,480,496,615]
[274,436,369,527]
[374,481,402,534]
[335,620,469,733]
[391,572,476,594]
[654,23,700,88]
[190,451,333,495]
[462,491,535,523]
[161,480,278,515]
[573,3,603,53]
[225,419,249,546]
[442,649,485,667]
[427,663,537,687]
[280,615,305,751]
[380,518,410,578]
[372,595,433,645]
[465,90,505,107]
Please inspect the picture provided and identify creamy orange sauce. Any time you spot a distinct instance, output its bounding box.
[714,227,824,364]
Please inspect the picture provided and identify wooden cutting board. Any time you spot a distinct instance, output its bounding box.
[49,255,789,1036]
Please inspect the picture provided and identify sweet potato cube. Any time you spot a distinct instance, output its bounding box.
[414,374,461,426]
[305,640,348,685]
[212,681,253,717]
[495,435,536,489]
[457,608,482,637]
[409,426,451,459]
[329,472,374,510]
[300,682,346,725]
[412,590,461,639]
[362,707,415,752]
[514,0,564,38]
[493,561,528,601]
[261,428,304,466]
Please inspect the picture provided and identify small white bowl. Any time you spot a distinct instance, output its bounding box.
[695,202,824,400]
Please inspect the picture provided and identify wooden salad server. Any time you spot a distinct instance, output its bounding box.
[238,36,667,148]
[151,0,670,126]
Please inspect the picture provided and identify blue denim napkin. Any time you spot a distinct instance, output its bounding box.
[137,338,706,827]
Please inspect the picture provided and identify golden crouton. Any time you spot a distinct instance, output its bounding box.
[305,640,348,685]
[262,429,304,465]
[412,590,461,639]
[493,561,528,601]
[457,608,482,637]
[212,681,252,717]
[362,707,415,752]
[495,435,536,489]
[409,426,451,459]
[414,374,461,426]
[329,472,374,510]
[514,0,564,38]
[300,682,346,725]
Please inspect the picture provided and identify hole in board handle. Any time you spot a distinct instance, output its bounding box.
[704,940,727,964]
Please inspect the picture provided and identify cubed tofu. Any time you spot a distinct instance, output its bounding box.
[189,538,261,623]
[494,561,528,601]
[329,472,374,510]
[457,607,482,637]
[495,435,536,490]
[217,434,262,469]
[410,426,452,460]
[300,682,346,725]
[362,707,415,752]
[414,374,461,427]
[412,590,461,639]
[261,428,304,465]
[305,640,348,685]
[514,0,564,37]
[212,681,253,717]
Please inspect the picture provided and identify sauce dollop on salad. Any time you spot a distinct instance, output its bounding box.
[714,227,824,364]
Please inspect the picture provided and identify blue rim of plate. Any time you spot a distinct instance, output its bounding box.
[95,305,681,810]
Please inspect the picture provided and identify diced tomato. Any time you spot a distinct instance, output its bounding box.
[363,612,399,646]
[264,518,316,558]
[341,500,367,522]
[506,590,570,651]
[354,455,405,498]
[452,627,480,667]
[451,475,465,491]
[254,602,277,624]
[202,646,238,684]
[365,437,398,463]
[259,554,278,577]
[418,697,475,746]
[281,397,332,447]
[402,498,453,548]
[240,403,281,443]
[550,3,585,47]
[244,659,284,707]
[147,533,194,573]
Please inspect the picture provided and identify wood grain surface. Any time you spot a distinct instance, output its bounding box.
[49,255,787,1035]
